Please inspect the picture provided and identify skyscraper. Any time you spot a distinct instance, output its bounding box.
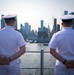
[20,24,25,37]
[41,20,44,31]
[51,18,57,37]
[69,12,74,29]
[37,20,49,43]
[56,24,60,31]
[64,10,68,15]
[1,15,5,29]
[25,23,31,35]
[48,25,50,33]
[53,18,57,32]
[14,16,17,30]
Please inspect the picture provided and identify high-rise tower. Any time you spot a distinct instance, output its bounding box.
[53,18,57,32]
[41,20,44,31]
[69,12,74,29]
[64,10,68,15]
[1,15,5,29]
[14,16,17,30]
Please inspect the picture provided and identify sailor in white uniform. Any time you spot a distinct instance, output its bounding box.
[48,15,74,75]
[0,15,26,75]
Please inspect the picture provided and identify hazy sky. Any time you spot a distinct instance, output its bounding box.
[0,0,74,30]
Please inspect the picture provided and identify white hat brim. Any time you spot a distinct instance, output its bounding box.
[60,15,74,20]
[3,14,16,19]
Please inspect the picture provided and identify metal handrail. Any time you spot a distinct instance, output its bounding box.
[25,51,49,53]
[21,50,54,75]
[21,68,54,69]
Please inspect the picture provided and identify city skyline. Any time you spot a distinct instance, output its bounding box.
[0,0,74,30]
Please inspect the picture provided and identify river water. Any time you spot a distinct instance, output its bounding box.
[20,42,56,75]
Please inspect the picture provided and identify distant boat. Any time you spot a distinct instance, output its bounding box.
[26,39,30,42]
[43,43,48,46]
[29,40,34,43]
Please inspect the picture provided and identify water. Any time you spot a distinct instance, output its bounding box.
[20,42,56,75]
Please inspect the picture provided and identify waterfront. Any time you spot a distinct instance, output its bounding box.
[20,42,56,75]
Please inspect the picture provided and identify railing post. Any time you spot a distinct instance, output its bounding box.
[40,50,44,75]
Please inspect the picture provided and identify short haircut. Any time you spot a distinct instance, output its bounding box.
[4,18,16,25]
[62,19,73,26]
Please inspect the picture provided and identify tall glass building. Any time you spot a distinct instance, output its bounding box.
[64,10,68,15]
[69,12,74,29]
[1,15,5,29]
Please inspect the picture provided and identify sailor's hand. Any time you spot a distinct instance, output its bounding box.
[65,60,74,68]
[0,57,10,65]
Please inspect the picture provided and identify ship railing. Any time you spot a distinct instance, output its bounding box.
[21,50,54,75]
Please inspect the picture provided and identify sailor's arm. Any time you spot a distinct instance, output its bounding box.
[9,45,26,62]
[50,48,66,64]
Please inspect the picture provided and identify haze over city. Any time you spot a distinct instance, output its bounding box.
[0,0,74,30]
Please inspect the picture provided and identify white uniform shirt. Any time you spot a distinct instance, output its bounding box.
[48,27,74,61]
[0,26,26,63]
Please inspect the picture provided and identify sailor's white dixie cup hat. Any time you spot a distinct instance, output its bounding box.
[60,15,74,20]
[3,14,16,19]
